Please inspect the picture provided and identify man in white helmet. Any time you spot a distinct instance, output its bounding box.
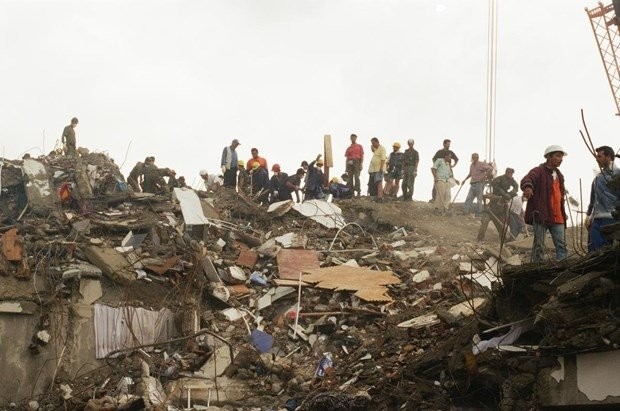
[520,145,568,263]
[199,169,223,192]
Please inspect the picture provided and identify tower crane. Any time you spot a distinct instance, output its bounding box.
[586,1,620,115]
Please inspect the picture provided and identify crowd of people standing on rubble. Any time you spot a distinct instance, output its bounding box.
[60,117,620,261]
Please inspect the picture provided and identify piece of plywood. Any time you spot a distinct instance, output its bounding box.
[1,228,23,261]
[301,266,400,302]
[276,249,320,280]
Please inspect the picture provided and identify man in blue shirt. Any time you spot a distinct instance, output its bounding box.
[586,145,620,251]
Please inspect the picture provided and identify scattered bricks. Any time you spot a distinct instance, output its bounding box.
[236,249,259,269]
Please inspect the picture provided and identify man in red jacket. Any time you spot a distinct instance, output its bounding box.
[520,145,568,263]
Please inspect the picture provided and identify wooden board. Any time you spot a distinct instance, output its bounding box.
[301,266,400,302]
[276,249,320,280]
[323,134,333,168]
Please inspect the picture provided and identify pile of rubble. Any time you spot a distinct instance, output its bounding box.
[0,150,618,410]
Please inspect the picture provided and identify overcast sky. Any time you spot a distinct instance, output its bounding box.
[1,0,618,213]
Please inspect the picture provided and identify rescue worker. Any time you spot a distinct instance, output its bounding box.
[492,168,519,200]
[269,164,289,203]
[384,142,404,197]
[401,139,419,201]
[285,168,305,202]
[61,117,79,157]
[250,162,270,203]
[329,177,353,199]
[344,133,364,196]
[521,145,568,262]
[305,154,326,200]
[221,139,240,188]
[237,159,250,194]
[127,156,152,192]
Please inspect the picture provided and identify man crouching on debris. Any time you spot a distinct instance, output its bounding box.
[521,145,568,263]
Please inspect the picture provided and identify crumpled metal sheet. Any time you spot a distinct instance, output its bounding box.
[94,304,176,359]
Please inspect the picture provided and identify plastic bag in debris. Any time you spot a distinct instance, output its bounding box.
[249,271,268,286]
[314,352,333,378]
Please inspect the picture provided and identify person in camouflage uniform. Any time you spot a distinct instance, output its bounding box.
[401,139,419,201]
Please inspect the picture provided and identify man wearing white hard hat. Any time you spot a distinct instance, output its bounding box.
[520,145,568,263]
[199,169,222,192]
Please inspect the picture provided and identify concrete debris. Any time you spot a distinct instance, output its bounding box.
[292,199,346,229]
[0,147,616,410]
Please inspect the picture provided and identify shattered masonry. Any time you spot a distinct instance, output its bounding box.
[0,150,619,410]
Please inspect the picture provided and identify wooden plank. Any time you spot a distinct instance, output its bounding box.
[301,266,400,302]
[276,249,320,280]
[323,134,333,167]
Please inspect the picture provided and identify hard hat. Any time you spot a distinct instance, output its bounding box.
[252,162,260,170]
[543,145,567,157]
[199,169,208,176]
[393,142,401,148]
[237,159,245,167]
[272,163,281,172]
[331,177,340,184]
[407,139,414,145]
[316,159,324,165]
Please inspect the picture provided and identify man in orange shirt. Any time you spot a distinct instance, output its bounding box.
[520,145,568,263]
[246,148,268,173]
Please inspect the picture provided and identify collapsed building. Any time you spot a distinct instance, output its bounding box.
[0,150,619,410]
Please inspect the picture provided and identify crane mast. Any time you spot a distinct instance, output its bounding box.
[586,1,620,116]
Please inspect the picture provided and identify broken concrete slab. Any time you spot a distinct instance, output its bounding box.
[256,238,281,258]
[275,232,308,249]
[220,266,246,284]
[61,261,103,280]
[167,377,252,405]
[397,313,440,329]
[196,343,235,378]
[79,279,103,305]
[121,230,147,250]
[0,300,38,314]
[411,270,431,284]
[447,297,487,318]
[221,308,247,322]
[292,200,346,229]
[267,200,295,217]
[201,256,221,283]
[172,187,210,225]
[82,246,136,285]
[21,158,58,216]
[257,287,295,310]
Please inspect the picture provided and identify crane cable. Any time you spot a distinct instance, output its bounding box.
[485,0,498,164]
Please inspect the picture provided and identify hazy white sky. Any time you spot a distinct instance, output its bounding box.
[1,0,618,211]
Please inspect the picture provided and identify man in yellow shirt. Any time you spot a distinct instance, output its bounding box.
[368,138,387,200]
